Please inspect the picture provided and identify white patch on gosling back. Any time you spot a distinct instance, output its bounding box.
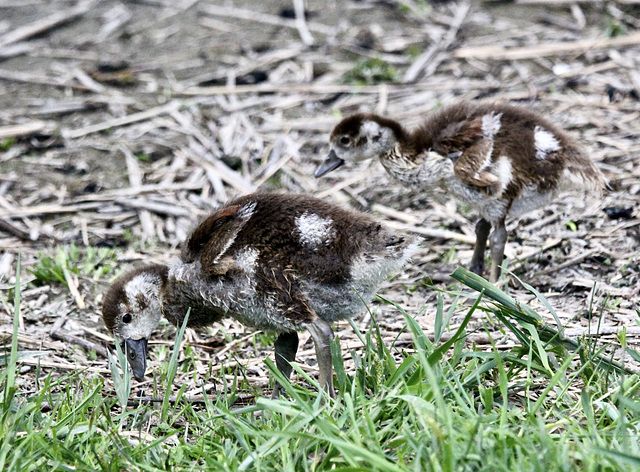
[494,155,513,193]
[212,201,257,264]
[481,112,502,138]
[295,212,336,249]
[475,148,493,177]
[534,126,560,160]
[235,247,259,274]
[237,201,257,219]
[477,113,502,170]
[213,234,237,264]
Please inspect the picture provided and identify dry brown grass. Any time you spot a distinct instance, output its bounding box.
[0,0,638,399]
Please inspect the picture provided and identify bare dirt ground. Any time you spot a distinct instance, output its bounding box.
[1,0,639,398]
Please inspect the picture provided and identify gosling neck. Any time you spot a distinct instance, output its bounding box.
[379,146,453,188]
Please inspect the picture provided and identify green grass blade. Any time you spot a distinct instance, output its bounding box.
[451,267,542,323]
[434,293,444,341]
[451,267,634,375]
[511,272,564,333]
[108,340,131,409]
[331,336,348,393]
[523,322,551,373]
[530,352,576,416]
[0,350,52,367]
[161,308,191,422]
[428,289,483,366]
[3,254,21,409]
[593,448,640,467]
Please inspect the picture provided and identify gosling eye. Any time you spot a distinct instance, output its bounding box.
[122,313,132,324]
[340,136,350,146]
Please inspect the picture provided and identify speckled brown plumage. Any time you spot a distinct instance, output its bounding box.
[318,101,607,282]
[102,192,419,396]
[329,102,603,198]
[186,194,394,282]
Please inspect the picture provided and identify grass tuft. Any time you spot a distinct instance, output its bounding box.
[28,245,118,288]
[107,340,131,410]
[342,58,398,85]
[2,265,640,470]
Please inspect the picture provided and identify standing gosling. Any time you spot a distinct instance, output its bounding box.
[316,101,606,282]
[102,193,419,397]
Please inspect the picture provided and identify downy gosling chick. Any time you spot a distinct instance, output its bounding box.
[102,193,419,398]
[316,101,606,282]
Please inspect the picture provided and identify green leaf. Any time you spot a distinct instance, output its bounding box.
[0,350,52,367]
[3,254,21,409]
[108,339,131,409]
[594,448,640,466]
[161,308,191,422]
[428,289,482,366]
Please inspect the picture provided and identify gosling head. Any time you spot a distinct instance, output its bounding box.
[102,265,168,381]
[315,113,406,178]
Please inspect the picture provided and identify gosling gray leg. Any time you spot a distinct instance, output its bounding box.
[489,219,507,283]
[469,218,491,276]
[272,331,299,399]
[306,317,335,398]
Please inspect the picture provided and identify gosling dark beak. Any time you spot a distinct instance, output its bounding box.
[315,150,344,178]
[123,338,148,381]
